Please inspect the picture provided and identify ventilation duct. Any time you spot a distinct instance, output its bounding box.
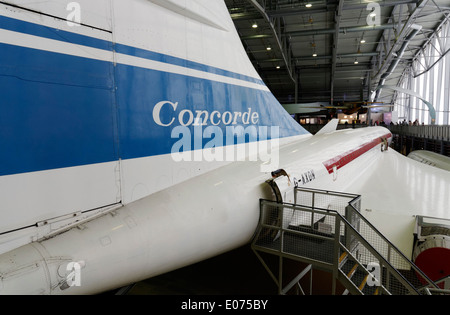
[374,24,422,101]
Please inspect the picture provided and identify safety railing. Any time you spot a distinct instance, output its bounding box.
[419,275,450,295]
[301,123,450,142]
[389,124,450,141]
[252,187,439,295]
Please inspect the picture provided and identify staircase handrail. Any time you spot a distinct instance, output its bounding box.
[294,187,439,291]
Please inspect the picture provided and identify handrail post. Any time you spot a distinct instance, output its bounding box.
[279,203,284,255]
[386,244,391,292]
[279,203,284,295]
[333,213,341,295]
[253,188,440,295]
[310,191,315,229]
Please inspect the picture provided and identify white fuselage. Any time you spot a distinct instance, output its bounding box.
[0,126,393,294]
[1,0,449,294]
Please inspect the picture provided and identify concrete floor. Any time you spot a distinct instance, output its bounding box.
[125,244,277,295]
[121,243,338,295]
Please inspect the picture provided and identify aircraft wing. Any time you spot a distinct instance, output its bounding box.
[345,148,450,257]
[282,102,331,114]
[408,150,450,172]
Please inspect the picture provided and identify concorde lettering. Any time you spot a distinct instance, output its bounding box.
[0,0,448,296]
[153,100,260,127]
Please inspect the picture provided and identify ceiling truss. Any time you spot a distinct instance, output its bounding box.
[225,0,450,113]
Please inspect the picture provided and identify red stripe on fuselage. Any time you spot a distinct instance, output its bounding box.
[322,133,392,174]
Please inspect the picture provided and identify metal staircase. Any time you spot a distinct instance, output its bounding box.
[251,186,443,295]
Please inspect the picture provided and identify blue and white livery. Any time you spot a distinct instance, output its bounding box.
[0,0,449,294]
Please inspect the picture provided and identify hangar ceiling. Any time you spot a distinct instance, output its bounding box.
[224,0,450,114]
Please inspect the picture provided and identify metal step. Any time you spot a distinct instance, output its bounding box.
[252,187,440,295]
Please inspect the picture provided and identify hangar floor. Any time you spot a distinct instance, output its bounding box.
[120,243,337,295]
[124,244,276,295]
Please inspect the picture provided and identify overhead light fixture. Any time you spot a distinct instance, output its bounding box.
[354,59,359,64]
[360,39,366,44]
[252,22,258,28]
[266,46,271,51]
[276,65,280,69]
[305,3,312,8]
[312,53,317,57]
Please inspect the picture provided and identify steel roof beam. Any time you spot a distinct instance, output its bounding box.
[373,0,430,81]
[264,1,419,18]
[285,24,396,37]
[296,52,379,61]
[342,0,419,10]
[267,6,333,18]
[240,34,272,40]
[331,0,344,105]
[246,0,296,83]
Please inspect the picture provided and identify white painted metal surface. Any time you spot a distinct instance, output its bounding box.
[0,126,392,294]
[0,0,449,294]
[348,149,450,256]
[408,150,450,171]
